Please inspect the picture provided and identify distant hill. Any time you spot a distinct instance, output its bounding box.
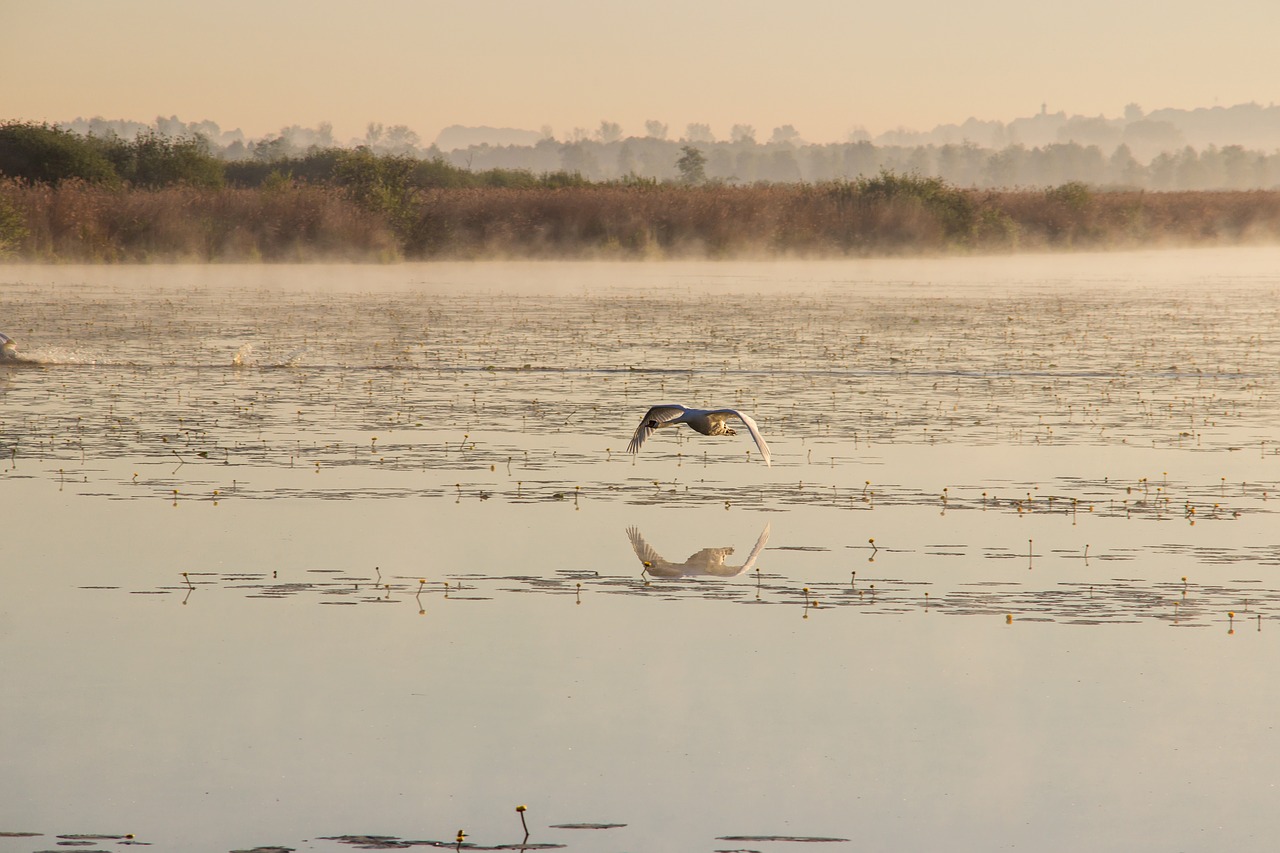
[433,125,544,151]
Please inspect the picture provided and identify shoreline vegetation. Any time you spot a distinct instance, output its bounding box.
[3,122,1280,262]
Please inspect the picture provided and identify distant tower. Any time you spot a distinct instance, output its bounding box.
[1041,102,1047,116]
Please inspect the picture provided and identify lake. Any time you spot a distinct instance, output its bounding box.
[2,250,1280,852]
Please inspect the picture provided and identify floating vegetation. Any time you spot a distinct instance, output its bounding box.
[717,836,851,843]
[319,835,564,850]
[78,556,1275,630]
[9,833,151,853]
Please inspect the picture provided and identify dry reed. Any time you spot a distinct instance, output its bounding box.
[5,179,1280,262]
[0,179,399,261]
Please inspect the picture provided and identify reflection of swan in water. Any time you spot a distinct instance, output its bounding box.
[627,404,772,466]
[626,523,771,578]
[0,333,18,361]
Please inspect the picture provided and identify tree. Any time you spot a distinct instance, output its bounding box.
[315,121,335,148]
[154,115,189,137]
[381,125,421,155]
[560,141,599,178]
[644,120,668,140]
[616,140,639,176]
[707,148,735,181]
[684,123,714,143]
[1107,144,1143,186]
[762,148,801,182]
[731,124,756,144]
[769,124,800,145]
[596,121,623,144]
[250,136,293,162]
[676,146,707,184]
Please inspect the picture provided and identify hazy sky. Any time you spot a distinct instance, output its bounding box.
[4,0,1278,144]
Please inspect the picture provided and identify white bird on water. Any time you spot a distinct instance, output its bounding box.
[627,404,771,466]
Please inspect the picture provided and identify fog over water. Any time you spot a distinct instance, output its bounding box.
[2,251,1279,852]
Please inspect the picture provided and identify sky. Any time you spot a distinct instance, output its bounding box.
[4,0,1279,145]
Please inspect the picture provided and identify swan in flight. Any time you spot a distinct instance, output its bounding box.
[627,523,771,578]
[0,333,17,361]
[627,405,771,465]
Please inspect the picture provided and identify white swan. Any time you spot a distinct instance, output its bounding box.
[0,333,16,360]
[627,404,771,465]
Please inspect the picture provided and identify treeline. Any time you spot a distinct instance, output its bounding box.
[445,136,1280,191]
[4,121,1280,262]
[28,115,1280,191]
[0,121,582,191]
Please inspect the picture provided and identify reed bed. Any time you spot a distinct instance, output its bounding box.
[5,178,1280,261]
[0,178,399,262]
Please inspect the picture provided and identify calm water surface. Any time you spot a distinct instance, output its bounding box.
[2,251,1280,852]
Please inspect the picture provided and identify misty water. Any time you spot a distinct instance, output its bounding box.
[2,251,1280,853]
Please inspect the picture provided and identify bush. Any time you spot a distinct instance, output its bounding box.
[330,148,420,240]
[0,122,119,185]
[853,170,977,241]
[102,131,224,189]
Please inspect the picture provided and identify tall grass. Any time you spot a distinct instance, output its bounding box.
[399,181,1280,258]
[4,176,1280,262]
[1,178,398,261]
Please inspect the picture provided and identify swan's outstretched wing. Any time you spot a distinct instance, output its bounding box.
[628,526,685,576]
[627,405,688,455]
[626,526,664,565]
[713,409,772,466]
[738,523,772,573]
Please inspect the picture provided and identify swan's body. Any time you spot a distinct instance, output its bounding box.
[0,333,16,360]
[627,523,771,578]
[627,404,771,465]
